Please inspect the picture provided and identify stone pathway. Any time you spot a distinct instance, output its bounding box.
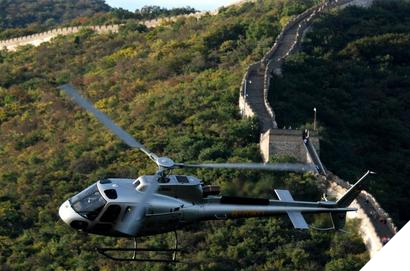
[246,70,274,133]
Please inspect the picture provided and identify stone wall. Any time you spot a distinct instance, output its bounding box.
[260,129,319,162]
[329,172,398,230]
[1,5,257,51]
[0,11,209,51]
[239,0,397,258]
[239,1,329,163]
[0,25,121,51]
[262,0,355,123]
[327,175,397,258]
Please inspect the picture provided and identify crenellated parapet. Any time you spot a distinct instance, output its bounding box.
[0,24,122,51]
[0,11,209,51]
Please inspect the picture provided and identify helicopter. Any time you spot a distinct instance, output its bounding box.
[58,84,374,262]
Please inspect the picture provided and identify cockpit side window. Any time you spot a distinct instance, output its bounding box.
[69,184,106,221]
[104,189,117,199]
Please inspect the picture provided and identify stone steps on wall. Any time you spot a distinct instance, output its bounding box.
[242,4,304,134]
[246,71,275,132]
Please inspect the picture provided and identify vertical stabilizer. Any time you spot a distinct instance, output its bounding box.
[336,170,375,208]
[330,170,375,229]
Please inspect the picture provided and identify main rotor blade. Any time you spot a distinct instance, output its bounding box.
[176,162,317,173]
[114,177,159,236]
[59,84,158,161]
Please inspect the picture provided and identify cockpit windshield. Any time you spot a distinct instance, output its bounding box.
[69,184,106,220]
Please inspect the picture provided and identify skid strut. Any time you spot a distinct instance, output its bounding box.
[96,231,182,263]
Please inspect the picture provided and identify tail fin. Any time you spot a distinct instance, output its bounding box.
[331,170,375,230]
[336,170,375,208]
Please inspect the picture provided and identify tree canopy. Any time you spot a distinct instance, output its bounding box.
[0,0,110,39]
[0,0,110,29]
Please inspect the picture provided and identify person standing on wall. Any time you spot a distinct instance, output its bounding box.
[302,129,309,144]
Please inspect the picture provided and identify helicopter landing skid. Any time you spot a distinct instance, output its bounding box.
[96,231,182,263]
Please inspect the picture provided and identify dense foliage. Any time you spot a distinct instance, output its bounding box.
[0,1,197,40]
[0,0,368,270]
[0,0,110,38]
[269,0,410,227]
[73,6,199,31]
[134,5,198,19]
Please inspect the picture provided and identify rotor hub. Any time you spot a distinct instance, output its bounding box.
[156,157,175,169]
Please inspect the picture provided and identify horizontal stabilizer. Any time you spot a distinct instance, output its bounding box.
[274,189,294,201]
[275,189,309,229]
[288,211,309,229]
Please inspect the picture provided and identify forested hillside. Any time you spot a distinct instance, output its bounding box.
[0,0,110,39]
[0,0,368,270]
[0,0,197,40]
[0,0,110,28]
[269,0,410,227]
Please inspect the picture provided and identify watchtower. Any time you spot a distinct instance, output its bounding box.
[260,129,319,163]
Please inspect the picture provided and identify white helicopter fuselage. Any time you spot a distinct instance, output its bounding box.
[59,176,200,237]
[59,176,355,237]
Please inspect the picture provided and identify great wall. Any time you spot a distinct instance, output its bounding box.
[0,24,120,51]
[0,2,261,51]
[239,0,397,258]
[0,0,397,258]
[0,12,210,51]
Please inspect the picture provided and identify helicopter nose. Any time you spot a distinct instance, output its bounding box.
[59,200,89,230]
